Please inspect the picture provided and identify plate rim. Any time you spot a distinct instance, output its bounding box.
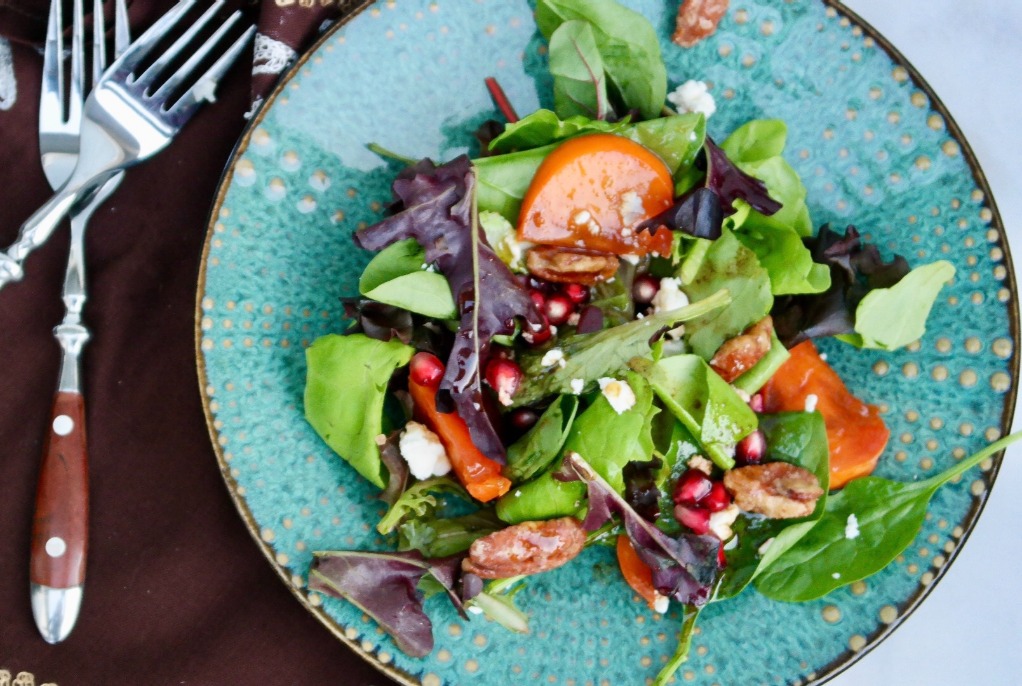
[193,2,1021,684]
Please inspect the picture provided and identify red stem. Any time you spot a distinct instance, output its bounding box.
[485,76,519,123]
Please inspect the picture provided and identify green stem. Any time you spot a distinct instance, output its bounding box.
[654,605,700,686]
[918,431,1022,491]
[366,142,417,165]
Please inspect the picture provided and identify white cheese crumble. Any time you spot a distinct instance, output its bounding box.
[541,348,567,368]
[619,191,646,227]
[708,504,740,541]
[804,393,819,413]
[758,537,776,556]
[620,253,641,266]
[832,572,841,580]
[598,377,637,414]
[687,455,714,476]
[467,605,484,615]
[845,514,860,540]
[398,421,452,480]
[653,592,670,615]
[651,277,690,340]
[570,378,585,395]
[667,79,716,118]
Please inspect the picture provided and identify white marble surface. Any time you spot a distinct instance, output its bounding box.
[831,2,1022,685]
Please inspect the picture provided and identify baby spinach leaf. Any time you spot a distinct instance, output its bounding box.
[535,0,667,119]
[548,20,610,120]
[713,412,829,600]
[305,334,413,489]
[512,289,732,407]
[680,230,773,359]
[505,395,579,483]
[755,431,1021,602]
[838,260,956,350]
[632,355,757,470]
[474,143,557,222]
[358,239,457,319]
[488,109,627,153]
[621,114,706,179]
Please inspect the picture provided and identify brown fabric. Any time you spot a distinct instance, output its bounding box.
[0,9,395,686]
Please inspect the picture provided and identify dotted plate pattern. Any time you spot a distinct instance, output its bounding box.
[195,2,1018,685]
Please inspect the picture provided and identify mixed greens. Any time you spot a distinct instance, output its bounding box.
[301,1,1016,683]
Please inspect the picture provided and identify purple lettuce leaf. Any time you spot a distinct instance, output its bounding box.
[309,550,466,658]
[342,299,414,344]
[377,431,409,506]
[704,136,782,217]
[622,457,663,522]
[555,452,719,606]
[772,225,912,347]
[355,156,544,462]
[635,186,723,240]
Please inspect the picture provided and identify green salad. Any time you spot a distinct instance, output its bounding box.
[300,1,1018,683]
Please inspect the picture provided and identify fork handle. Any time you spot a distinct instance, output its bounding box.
[30,390,89,590]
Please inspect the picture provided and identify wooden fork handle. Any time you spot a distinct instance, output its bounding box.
[30,391,89,589]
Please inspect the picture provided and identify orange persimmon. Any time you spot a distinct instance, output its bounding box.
[616,534,657,608]
[762,340,890,490]
[517,133,675,257]
[407,355,512,502]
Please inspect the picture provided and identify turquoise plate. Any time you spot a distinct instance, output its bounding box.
[196,1,1018,684]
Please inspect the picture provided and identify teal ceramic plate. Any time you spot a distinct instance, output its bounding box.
[196,2,1018,684]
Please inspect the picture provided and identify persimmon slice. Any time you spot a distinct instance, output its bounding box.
[762,340,890,490]
[517,134,675,257]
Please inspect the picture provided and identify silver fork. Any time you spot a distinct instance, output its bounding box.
[29,0,129,645]
[0,0,255,288]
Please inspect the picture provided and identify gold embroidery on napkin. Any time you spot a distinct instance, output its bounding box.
[0,669,57,686]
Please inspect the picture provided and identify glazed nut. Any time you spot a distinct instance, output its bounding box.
[709,315,774,383]
[525,246,619,286]
[462,517,586,579]
[672,0,730,48]
[723,462,824,519]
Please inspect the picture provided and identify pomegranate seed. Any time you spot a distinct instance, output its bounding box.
[575,305,604,334]
[703,481,731,512]
[522,316,552,346]
[673,469,713,506]
[409,352,444,387]
[508,408,539,432]
[736,429,767,465]
[674,505,710,535]
[632,274,660,305]
[529,289,547,309]
[544,294,574,326]
[748,393,764,413]
[485,358,523,405]
[561,283,589,305]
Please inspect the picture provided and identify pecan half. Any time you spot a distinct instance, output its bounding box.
[723,462,823,519]
[673,0,730,48]
[709,315,774,383]
[462,517,586,579]
[526,246,619,285]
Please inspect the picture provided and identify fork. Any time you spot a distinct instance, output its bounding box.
[28,0,130,645]
[0,0,255,288]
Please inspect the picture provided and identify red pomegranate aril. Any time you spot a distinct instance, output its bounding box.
[748,393,765,413]
[673,469,713,506]
[632,274,660,305]
[703,481,731,512]
[409,352,444,387]
[736,429,767,465]
[522,316,553,346]
[544,294,574,326]
[508,408,539,432]
[674,505,710,535]
[485,358,523,405]
[561,283,589,305]
[529,289,547,309]
[575,305,604,334]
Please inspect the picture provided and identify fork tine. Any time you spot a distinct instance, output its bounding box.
[113,0,130,58]
[134,0,225,89]
[170,23,254,118]
[153,7,240,101]
[113,0,197,78]
[92,0,105,86]
[67,0,85,125]
[39,0,65,129]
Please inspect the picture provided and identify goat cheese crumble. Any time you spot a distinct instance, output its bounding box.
[667,80,716,118]
[541,348,567,368]
[845,513,860,540]
[398,421,452,480]
[804,393,819,413]
[598,377,637,414]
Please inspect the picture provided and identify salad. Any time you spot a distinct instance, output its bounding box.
[299,1,1019,683]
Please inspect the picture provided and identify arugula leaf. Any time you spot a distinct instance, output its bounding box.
[548,20,610,120]
[755,431,1021,602]
[398,510,503,558]
[505,395,579,483]
[512,289,732,407]
[358,239,457,319]
[838,260,955,350]
[632,355,757,470]
[305,334,413,489]
[535,0,667,119]
[713,412,830,600]
[488,109,627,154]
[680,230,773,359]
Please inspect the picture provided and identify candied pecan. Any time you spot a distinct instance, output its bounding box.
[462,517,586,579]
[525,246,619,285]
[709,315,774,383]
[723,462,823,519]
[673,0,730,48]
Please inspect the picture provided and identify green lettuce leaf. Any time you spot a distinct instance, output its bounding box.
[488,109,627,153]
[733,213,831,296]
[358,239,457,319]
[548,20,610,120]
